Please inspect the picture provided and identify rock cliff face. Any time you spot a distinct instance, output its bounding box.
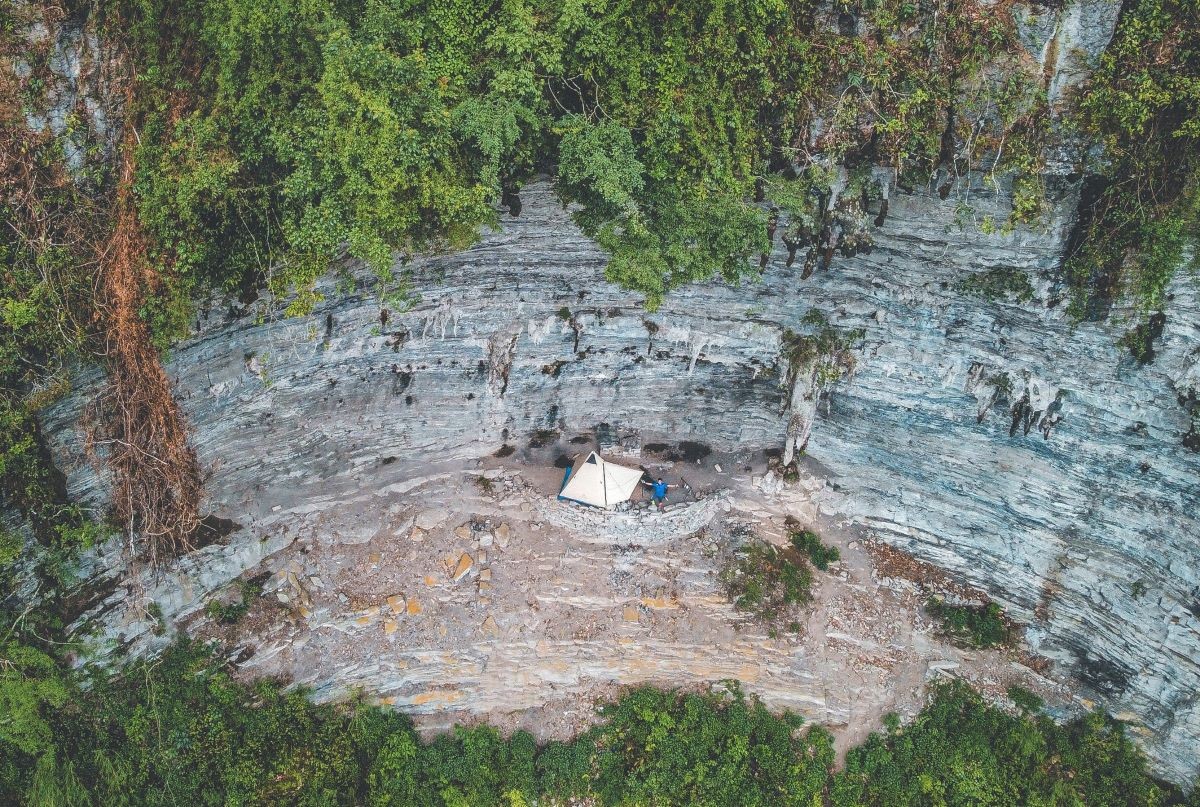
[44,174,1200,782]
[20,0,1200,788]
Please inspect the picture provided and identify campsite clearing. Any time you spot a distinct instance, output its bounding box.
[190,447,1068,757]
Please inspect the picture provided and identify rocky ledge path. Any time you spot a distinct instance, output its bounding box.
[188,459,1068,754]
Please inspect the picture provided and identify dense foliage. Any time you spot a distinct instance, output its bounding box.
[1067,0,1200,320]
[1,641,1194,805]
[832,684,1191,807]
[116,0,1048,317]
[927,597,1011,649]
[790,527,840,571]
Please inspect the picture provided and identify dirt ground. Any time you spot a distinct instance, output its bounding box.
[192,438,1071,757]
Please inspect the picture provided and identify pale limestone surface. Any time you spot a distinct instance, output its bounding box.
[41,175,1199,781]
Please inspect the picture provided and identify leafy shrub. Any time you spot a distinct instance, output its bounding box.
[927,597,1011,648]
[1007,685,1045,715]
[781,312,866,392]
[722,539,813,626]
[204,576,264,624]
[789,528,840,571]
[954,267,1035,303]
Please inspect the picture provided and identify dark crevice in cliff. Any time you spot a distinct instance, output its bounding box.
[1180,388,1200,451]
[501,182,522,217]
[1073,645,1134,696]
[1122,312,1167,365]
[192,514,242,549]
[1062,174,1119,321]
[9,416,75,547]
[56,576,120,627]
[936,104,958,200]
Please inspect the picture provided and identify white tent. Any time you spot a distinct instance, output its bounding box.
[558,452,645,508]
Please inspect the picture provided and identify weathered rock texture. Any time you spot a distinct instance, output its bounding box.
[19,0,1200,787]
[43,171,1200,782]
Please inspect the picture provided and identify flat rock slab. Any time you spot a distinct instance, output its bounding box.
[415,509,451,531]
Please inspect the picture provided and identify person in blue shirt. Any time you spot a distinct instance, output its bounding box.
[643,477,673,510]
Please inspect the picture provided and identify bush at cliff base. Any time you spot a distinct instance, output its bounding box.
[3,641,1195,806]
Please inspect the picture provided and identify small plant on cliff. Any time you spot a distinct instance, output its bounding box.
[204,577,264,625]
[782,310,866,392]
[147,602,167,636]
[721,539,813,628]
[954,267,1035,303]
[790,528,840,571]
[1007,685,1045,714]
[927,597,1011,648]
[1119,312,1167,365]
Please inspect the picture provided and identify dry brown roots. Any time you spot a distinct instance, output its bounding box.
[87,144,203,566]
[2,3,203,565]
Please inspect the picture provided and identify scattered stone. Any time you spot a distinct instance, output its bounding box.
[410,526,427,542]
[369,552,382,564]
[481,616,500,637]
[478,581,491,593]
[455,525,471,540]
[479,569,492,582]
[407,599,422,616]
[337,524,375,545]
[355,615,371,626]
[848,541,859,550]
[495,523,510,548]
[384,620,398,635]
[424,575,437,587]
[641,591,679,610]
[479,532,494,547]
[478,550,488,565]
[622,605,640,623]
[714,463,723,473]
[453,553,474,581]
[276,591,291,604]
[387,594,406,613]
[414,508,449,531]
